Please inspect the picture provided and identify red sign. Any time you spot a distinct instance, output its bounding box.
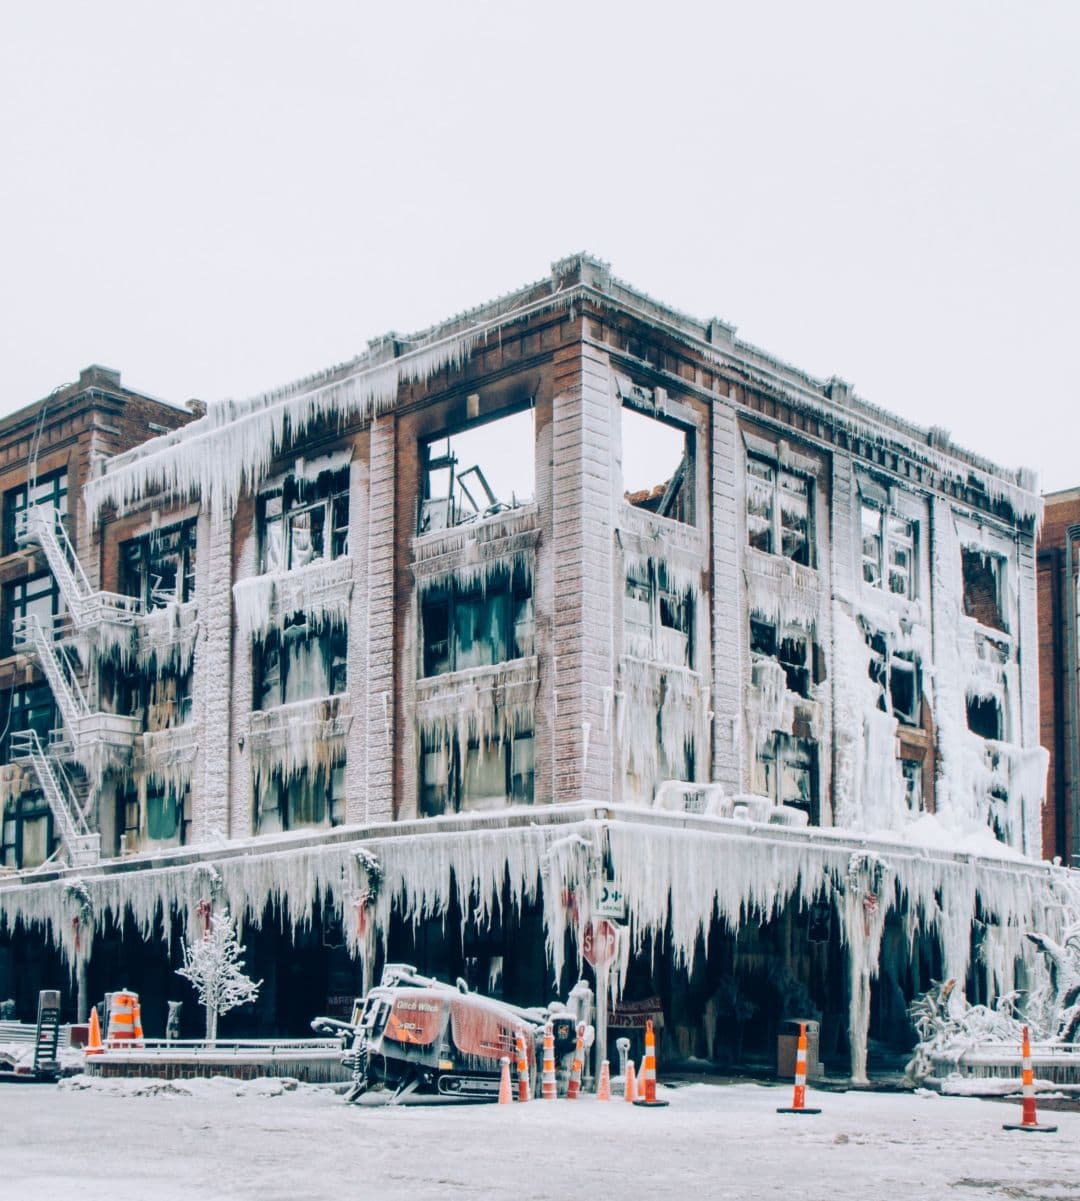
[583,919,619,968]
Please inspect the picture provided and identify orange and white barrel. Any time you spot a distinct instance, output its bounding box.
[106,990,139,1047]
[566,1023,585,1100]
[515,1030,531,1102]
[541,1022,557,1100]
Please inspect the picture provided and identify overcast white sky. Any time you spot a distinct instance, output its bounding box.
[2,2,1077,491]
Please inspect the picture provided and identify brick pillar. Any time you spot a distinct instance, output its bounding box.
[192,510,233,840]
[550,333,615,803]
[710,394,742,791]
[344,442,370,824]
[364,417,396,821]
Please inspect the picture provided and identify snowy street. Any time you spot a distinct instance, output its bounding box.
[5,1078,1078,1201]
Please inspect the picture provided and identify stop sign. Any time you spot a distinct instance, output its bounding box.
[583,919,619,968]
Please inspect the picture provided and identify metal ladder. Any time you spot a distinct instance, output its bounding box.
[10,729,100,865]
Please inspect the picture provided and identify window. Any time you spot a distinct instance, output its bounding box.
[861,504,916,598]
[260,467,349,573]
[901,759,924,813]
[420,730,534,816]
[750,618,820,699]
[746,459,812,565]
[967,695,1003,741]
[864,628,922,726]
[421,569,533,678]
[622,405,694,526]
[256,762,344,833]
[118,781,190,850]
[756,733,818,823]
[0,791,52,869]
[0,682,58,760]
[254,620,347,709]
[143,667,192,731]
[120,521,197,608]
[624,563,692,668]
[3,469,68,556]
[2,573,62,656]
[419,408,535,534]
[962,550,1007,632]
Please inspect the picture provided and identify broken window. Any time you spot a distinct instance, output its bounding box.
[419,407,535,534]
[120,520,197,608]
[420,729,534,816]
[256,761,345,834]
[3,468,68,556]
[962,550,1007,632]
[746,458,812,565]
[756,734,818,823]
[967,695,1003,741]
[142,667,192,732]
[260,467,349,573]
[750,618,818,699]
[420,568,533,678]
[864,627,922,726]
[861,504,916,598]
[2,572,62,655]
[622,406,694,525]
[623,563,692,668]
[254,620,347,709]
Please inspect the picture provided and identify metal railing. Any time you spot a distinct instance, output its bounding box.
[9,728,99,866]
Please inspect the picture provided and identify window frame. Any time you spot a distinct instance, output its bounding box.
[745,452,814,567]
[2,572,63,656]
[256,761,345,833]
[420,568,533,679]
[119,519,198,609]
[3,468,68,556]
[258,467,350,574]
[253,620,348,711]
[623,562,693,669]
[420,728,535,817]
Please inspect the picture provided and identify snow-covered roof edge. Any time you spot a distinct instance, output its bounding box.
[85,254,1043,526]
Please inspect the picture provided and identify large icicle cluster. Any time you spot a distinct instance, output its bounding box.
[412,510,539,598]
[247,697,351,794]
[233,557,353,643]
[136,601,199,675]
[616,657,704,793]
[415,660,538,755]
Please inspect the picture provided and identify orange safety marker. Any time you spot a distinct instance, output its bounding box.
[1003,1026,1057,1133]
[541,1022,557,1100]
[498,1055,513,1105]
[777,1021,821,1115]
[566,1023,585,1100]
[597,1059,611,1101]
[514,1030,531,1102]
[86,1006,103,1056]
[106,990,139,1047]
[633,1019,669,1108]
[624,1059,637,1103]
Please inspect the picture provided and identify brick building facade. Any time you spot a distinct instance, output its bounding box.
[0,259,1072,1079]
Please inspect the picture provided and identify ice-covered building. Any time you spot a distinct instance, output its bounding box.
[1,257,1074,1077]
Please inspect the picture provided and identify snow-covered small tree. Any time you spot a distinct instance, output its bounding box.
[177,907,261,1044]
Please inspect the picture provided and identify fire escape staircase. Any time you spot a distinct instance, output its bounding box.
[8,504,144,867]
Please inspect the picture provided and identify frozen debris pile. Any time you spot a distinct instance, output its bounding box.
[905,980,1026,1083]
[1028,902,1080,1042]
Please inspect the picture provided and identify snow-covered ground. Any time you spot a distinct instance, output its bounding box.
[4,1076,1078,1200]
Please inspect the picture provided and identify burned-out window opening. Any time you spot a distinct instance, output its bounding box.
[861,503,916,598]
[142,666,193,732]
[259,467,349,573]
[253,620,347,709]
[962,549,1008,632]
[2,572,62,656]
[746,458,812,565]
[3,468,68,556]
[756,733,818,823]
[1,790,52,869]
[864,627,922,726]
[622,406,694,526]
[120,520,197,609]
[420,568,533,678]
[256,762,345,834]
[419,407,535,535]
[967,695,1003,741]
[420,729,534,816]
[624,563,692,668]
[750,618,818,699]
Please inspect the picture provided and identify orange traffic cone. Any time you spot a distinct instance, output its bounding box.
[86,1006,103,1056]
[633,1019,669,1108]
[1003,1026,1057,1133]
[566,1023,585,1100]
[624,1059,637,1103]
[777,1021,821,1115]
[498,1056,513,1105]
[514,1030,531,1102]
[597,1059,611,1101]
[541,1022,557,1100]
